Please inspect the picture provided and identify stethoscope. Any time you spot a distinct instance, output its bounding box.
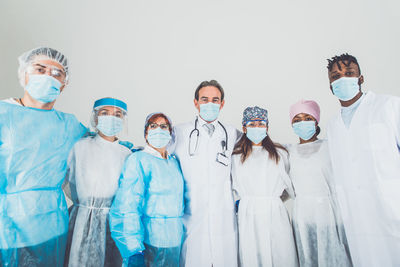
[188,117,228,157]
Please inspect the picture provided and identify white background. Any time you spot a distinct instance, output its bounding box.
[1,0,399,146]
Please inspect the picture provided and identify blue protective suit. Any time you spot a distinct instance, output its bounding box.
[109,145,184,267]
[0,101,86,266]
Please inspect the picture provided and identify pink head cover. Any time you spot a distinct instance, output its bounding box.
[289,99,320,123]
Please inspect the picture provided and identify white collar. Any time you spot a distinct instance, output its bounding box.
[143,144,169,159]
[197,115,219,128]
[95,134,119,145]
[341,92,365,111]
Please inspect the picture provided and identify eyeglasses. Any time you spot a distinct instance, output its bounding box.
[27,63,66,82]
[245,120,267,128]
[149,123,170,130]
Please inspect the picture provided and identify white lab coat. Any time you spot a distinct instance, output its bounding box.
[232,146,298,267]
[287,140,352,267]
[327,91,400,267]
[173,117,240,267]
[64,135,132,267]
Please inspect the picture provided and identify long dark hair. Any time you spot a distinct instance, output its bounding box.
[233,133,287,164]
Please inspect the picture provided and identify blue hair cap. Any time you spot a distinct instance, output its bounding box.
[93,97,127,112]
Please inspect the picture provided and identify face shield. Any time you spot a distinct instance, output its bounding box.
[90,98,128,140]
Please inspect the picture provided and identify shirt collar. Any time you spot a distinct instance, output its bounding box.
[144,144,170,159]
[197,115,219,128]
[95,134,119,145]
[341,93,365,111]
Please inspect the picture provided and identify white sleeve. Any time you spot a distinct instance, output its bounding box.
[231,157,241,201]
[390,97,400,149]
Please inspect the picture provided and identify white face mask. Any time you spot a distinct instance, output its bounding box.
[96,115,123,137]
[331,76,361,101]
[199,103,220,122]
[147,128,171,148]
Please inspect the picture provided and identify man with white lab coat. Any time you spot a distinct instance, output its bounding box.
[326,53,400,267]
[173,80,240,267]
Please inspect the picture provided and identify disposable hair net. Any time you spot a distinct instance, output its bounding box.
[18,46,69,87]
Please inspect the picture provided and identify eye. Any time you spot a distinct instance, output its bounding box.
[345,71,354,76]
[51,70,61,77]
[293,119,300,123]
[305,117,312,121]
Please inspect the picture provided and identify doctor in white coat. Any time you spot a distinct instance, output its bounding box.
[326,53,400,267]
[173,80,240,267]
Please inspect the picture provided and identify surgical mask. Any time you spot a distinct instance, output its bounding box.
[25,74,62,103]
[292,121,316,141]
[246,127,267,144]
[331,76,360,101]
[147,128,172,148]
[199,103,220,122]
[97,115,123,137]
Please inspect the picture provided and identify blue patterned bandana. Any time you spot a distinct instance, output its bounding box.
[242,106,269,126]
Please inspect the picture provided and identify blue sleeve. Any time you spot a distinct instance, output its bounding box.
[109,153,146,258]
[65,113,88,141]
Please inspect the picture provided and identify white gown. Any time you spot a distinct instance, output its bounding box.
[327,91,400,267]
[63,135,132,267]
[287,140,352,267]
[173,117,240,267]
[231,146,298,267]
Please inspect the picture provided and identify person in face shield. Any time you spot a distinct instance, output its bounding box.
[287,100,352,267]
[0,47,87,267]
[231,106,298,267]
[110,113,184,267]
[63,97,133,267]
[326,54,400,267]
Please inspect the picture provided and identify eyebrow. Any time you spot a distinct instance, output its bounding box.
[33,63,46,68]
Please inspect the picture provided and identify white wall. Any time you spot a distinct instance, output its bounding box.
[1,0,399,146]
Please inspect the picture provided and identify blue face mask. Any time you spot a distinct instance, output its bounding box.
[97,115,123,137]
[246,127,267,144]
[292,121,316,141]
[331,76,360,101]
[147,128,172,148]
[25,74,62,103]
[199,103,220,122]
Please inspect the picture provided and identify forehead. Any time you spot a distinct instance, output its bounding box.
[248,117,264,121]
[294,113,315,119]
[329,61,359,73]
[98,106,123,113]
[152,116,168,124]
[198,86,221,98]
[31,57,65,71]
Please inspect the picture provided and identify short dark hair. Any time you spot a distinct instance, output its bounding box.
[194,80,224,101]
[327,53,361,74]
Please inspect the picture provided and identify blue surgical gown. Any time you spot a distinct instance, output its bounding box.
[0,102,86,266]
[109,148,184,265]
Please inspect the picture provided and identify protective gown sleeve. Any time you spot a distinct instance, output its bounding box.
[109,153,146,259]
[390,96,400,149]
[62,147,76,201]
[279,150,296,199]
